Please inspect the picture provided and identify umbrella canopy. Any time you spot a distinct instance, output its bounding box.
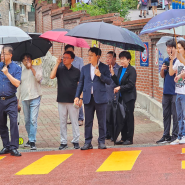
[65,22,145,52]
[10,33,52,61]
[140,9,185,35]
[40,31,90,48]
[106,96,127,144]
[156,36,185,56]
[0,26,31,44]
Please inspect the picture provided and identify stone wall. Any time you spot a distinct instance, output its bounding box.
[41,51,57,87]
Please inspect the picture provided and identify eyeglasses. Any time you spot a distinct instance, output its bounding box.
[63,57,72,60]
[1,53,10,56]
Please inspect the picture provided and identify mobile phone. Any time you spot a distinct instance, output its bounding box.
[164,61,169,67]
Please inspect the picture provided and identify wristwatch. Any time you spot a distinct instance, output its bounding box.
[79,98,83,100]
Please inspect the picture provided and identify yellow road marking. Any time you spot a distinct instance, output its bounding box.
[16,154,72,175]
[182,148,185,154]
[97,151,141,172]
[0,156,6,160]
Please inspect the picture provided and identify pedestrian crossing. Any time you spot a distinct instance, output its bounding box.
[0,150,141,175]
[97,151,141,172]
[0,148,184,176]
[16,154,72,175]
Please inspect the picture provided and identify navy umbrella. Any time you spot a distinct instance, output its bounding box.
[11,33,52,61]
[65,22,145,52]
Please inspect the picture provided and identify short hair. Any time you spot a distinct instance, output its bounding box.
[2,45,13,55]
[21,53,32,61]
[107,51,116,58]
[119,51,131,61]
[65,44,74,51]
[89,47,101,56]
[166,39,176,48]
[177,40,185,50]
[64,51,75,59]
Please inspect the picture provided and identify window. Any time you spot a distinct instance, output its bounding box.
[20,5,25,15]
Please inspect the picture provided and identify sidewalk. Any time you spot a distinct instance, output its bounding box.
[127,9,165,21]
[6,85,164,150]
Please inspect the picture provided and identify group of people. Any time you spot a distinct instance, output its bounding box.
[138,0,171,19]
[157,39,185,145]
[0,43,137,156]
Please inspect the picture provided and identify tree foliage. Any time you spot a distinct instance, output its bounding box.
[71,0,138,19]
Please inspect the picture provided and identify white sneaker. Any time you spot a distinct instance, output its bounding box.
[179,136,185,144]
[170,138,180,145]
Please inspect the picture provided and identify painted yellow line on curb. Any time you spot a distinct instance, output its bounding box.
[97,151,141,172]
[16,154,72,175]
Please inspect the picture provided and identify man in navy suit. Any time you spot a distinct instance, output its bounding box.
[74,47,112,150]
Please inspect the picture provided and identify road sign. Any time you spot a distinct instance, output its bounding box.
[140,42,149,67]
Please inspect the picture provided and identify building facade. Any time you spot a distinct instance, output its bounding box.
[0,0,35,32]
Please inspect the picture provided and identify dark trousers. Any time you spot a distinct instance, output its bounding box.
[0,96,19,150]
[121,99,135,142]
[162,94,178,137]
[84,95,107,144]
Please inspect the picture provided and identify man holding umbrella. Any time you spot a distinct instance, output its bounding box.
[0,45,22,156]
[74,47,112,150]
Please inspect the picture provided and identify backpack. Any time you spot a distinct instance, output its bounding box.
[141,0,148,6]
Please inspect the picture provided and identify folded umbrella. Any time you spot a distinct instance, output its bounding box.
[10,33,52,61]
[106,95,127,144]
[40,30,90,48]
[65,22,145,52]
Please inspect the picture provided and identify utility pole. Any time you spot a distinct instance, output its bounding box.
[9,0,15,26]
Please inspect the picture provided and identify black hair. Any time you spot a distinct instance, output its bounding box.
[119,51,131,61]
[88,47,101,56]
[166,39,176,48]
[107,51,116,58]
[64,51,75,59]
[65,44,74,51]
[177,40,185,50]
[2,45,13,55]
[21,53,32,61]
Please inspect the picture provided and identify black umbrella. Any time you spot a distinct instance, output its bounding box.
[65,22,145,52]
[106,95,127,144]
[11,33,52,61]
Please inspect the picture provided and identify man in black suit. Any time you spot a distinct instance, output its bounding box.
[74,47,112,150]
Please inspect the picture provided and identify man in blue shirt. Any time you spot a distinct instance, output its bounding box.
[63,45,84,126]
[105,51,120,140]
[0,45,22,156]
[156,40,178,144]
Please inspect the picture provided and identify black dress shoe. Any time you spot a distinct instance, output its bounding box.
[123,140,133,145]
[59,144,68,150]
[81,143,93,150]
[115,140,124,145]
[10,149,22,156]
[73,143,80,149]
[98,143,107,149]
[0,148,10,155]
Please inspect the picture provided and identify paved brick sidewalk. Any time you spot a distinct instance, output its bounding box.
[4,85,164,150]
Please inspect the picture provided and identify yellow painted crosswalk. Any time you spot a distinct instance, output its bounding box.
[16,154,72,175]
[97,151,141,172]
[0,156,6,160]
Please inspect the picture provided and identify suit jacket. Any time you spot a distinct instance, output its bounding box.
[75,62,112,104]
[111,64,137,103]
